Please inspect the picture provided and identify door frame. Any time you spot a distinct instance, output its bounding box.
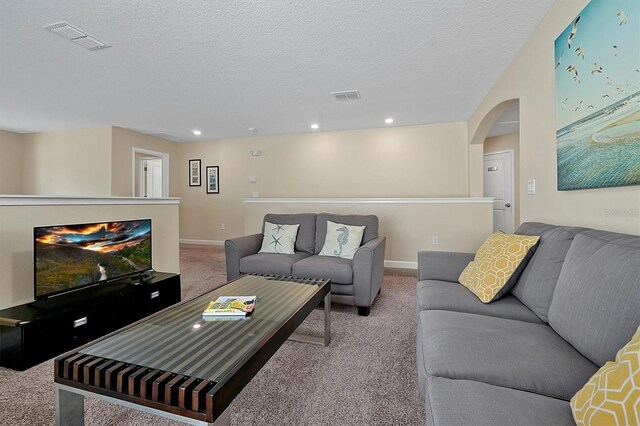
[483,149,515,233]
[131,147,169,197]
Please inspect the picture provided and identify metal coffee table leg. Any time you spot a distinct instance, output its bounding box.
[289,292,331,346]
[56,385,84,426]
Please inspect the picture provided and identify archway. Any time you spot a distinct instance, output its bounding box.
[469,99,521,230]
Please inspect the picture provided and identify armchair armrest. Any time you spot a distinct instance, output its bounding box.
[353,236,386,308]
[225,233,263,280]
[417,251,474,283]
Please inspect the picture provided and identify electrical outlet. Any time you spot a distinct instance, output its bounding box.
[249,176,256,183]
[432,236,439,245]
[527,179,536,195]
[220,223,225,230]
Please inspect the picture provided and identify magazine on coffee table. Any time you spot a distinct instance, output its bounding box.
[203,296,256,317]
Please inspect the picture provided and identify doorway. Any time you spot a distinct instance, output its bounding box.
[483,150,515,233]
[131,147,169,197]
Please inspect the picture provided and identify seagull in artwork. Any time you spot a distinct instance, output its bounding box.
[568,16,580,49]
[606,76,613,85]
[556,49,564,69]
[562,97,569,110]
[618,12,627,26]
[592,63,603,74]
[613,45,619,56]
[575,47,585,59]
[588,105,595,109]
[602,94,610,99]
[575,106,581,111]
[566,65,578,75]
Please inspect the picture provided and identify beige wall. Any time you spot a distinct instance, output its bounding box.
[468,0,640,235]
[22,127,113,196]
[0,130,24,194]
[0,201,180,309]
[484,132,520,227]
[244,200,493,264]
[111,127,178,197]
[176,123,470,242]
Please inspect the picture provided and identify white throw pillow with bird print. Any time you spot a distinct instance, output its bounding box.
[259,222,300,254]
[319,221,366,260]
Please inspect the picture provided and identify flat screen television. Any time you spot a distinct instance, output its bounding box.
[34,219,152,299]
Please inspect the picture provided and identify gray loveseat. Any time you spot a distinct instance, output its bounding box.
[417,222,640,425]
[225,213,386,316]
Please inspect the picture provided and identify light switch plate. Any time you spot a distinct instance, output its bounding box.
[249,176,256,183]
[527,180,536,195]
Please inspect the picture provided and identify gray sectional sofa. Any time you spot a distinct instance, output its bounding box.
[225,213,386,316]
[416,222,640,425]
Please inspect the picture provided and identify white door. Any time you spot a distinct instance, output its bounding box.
[142,158,163,198]
[483,151,514,233]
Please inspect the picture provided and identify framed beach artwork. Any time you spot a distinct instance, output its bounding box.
[189,159,201,186]
[555,0,639,190]
[206,166,219,194]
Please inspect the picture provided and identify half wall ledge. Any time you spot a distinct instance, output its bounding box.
[0,195,181,206]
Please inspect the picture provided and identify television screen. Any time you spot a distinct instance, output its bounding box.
[34,219,152,299]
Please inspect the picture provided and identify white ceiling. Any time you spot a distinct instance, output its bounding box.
[0,1,555,141]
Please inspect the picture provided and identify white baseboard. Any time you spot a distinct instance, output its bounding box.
[384,260,417,270]
[179,240,417,269]
[180,239,225,246]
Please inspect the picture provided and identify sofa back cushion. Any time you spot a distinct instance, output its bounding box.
[314,213,378,254]
[548,229,640,366]
[263,213,316,254]
[513,222,586,322]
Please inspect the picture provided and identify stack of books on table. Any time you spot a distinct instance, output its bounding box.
[202,296,256,320]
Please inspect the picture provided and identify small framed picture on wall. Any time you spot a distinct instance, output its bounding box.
[189,159,201,187]
[206,166,220,194]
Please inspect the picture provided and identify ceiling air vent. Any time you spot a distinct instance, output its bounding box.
[331,90,360,101]
[44,22,111,51]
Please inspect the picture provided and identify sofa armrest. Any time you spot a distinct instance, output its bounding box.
[224,233,263,280]
[353,236,386,307]
[417,251,474,283]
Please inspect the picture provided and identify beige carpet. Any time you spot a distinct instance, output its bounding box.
[0,245,423,425]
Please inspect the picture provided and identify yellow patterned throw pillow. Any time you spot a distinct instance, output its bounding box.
[571,326,640,426]
[458,232,539,303]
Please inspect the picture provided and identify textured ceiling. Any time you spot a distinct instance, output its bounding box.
[0,1,555,141]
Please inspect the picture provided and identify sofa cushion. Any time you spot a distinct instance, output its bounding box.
[264,213,316,254]
[318,221,365,260]
[549,230,640,367]
[417,280,543,324]
[315,213,378,254]
[292,255,353,284]
[458,232,540,303]
[240,252,311,276]
[425,376,574,426]
[418,310,598,400]
[259,222,299,254]
[571,325,640,426]
[513,222,586,322]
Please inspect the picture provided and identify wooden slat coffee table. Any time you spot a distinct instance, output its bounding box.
[54,274,331,425]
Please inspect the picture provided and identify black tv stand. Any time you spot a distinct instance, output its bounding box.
[0,272,180,371]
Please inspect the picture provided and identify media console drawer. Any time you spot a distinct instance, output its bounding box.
[0,272,181,371]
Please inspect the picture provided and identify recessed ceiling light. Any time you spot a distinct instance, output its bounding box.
[385,118,394,124]
[192,323,201,329]
[192,130,202,136]
[310,123,319,130]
